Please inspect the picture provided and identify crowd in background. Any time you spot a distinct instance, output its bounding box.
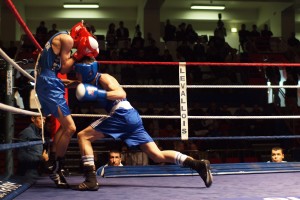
[1,18,300,169]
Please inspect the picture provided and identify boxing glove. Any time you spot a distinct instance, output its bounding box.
[76,83,107,105]
[72,36,99,61]
[70,21,91,48]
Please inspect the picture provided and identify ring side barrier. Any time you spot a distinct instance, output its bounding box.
[103,162,300,178]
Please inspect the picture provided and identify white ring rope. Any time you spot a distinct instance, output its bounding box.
[0,48,35,82]
[71,113,300,119]
[33,53,45,143]
[121,85,300,89]
[0,103,39,116]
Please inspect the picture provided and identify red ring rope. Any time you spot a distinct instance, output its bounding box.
[98,60,300,67]
[5,0,43,52]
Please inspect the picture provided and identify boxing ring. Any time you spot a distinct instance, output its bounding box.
[1,0,300,199]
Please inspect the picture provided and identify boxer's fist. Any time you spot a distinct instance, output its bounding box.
[72,36,99,61]
[76,83,107,105]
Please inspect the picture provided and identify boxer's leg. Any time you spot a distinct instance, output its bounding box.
[140,142,213,188]
[73,126,102,191]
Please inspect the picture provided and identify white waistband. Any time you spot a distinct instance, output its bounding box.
[110,101,133,113]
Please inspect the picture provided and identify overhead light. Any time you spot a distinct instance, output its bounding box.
[63,3,99,8]
[190,5,225,10]
[231,28,237,33]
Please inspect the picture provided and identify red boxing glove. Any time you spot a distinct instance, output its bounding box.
[72,36,99,61]
[70,21,91,48]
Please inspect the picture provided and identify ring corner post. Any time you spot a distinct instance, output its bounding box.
[5,61,15,177]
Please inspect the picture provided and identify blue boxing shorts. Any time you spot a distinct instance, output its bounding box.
[36,75,71,118]
[90,101,154,147]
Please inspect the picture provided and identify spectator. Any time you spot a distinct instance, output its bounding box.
[193,37,206,62]
[116,21,129,41]
[260,24,273,51]
[283,71,298,111]
[268,147,286,162]
[261,24,273,38]
[163,19,176,42]
[17,114,49,179]
[185,24,198,44]
[48,23,59,38]
[287,32,300,47]
[36,21,48,46]
[249,24,260,38]
[176,22,186,42]
[131,30,145,49]
[238,24,250,52]
[106,23,117,50]
[36,21,48,35]
[233,104,250,136]
[214,19,227,42]
[96,150,123,176]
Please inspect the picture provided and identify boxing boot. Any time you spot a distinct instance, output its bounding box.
[49,157,69,189]
[73,165,99,191]
[183,158,213,188]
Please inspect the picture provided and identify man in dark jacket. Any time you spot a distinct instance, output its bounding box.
[17,115,48,178]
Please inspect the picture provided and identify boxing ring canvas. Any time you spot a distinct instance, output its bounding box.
[14,163,300,200]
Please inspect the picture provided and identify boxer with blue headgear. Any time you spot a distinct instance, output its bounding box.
[74,61,98,83]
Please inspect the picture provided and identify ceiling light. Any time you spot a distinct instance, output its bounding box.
[231,28,237,33]
[190,5,225,10]
[63,3,99,8]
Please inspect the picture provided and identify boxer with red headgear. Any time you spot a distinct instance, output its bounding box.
[36,20,98,189]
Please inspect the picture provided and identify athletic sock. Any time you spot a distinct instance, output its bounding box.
[82,155,95,166]
[174,152,188,166]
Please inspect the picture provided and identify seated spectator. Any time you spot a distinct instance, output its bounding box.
[17,113,49,179]
[268,147,286,162]
[96,150,123,176]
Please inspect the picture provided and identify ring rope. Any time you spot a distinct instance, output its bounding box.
[33,53,45,143]
[5,0,43,52]
[121,85,300,89]
[72,113,300,119]
[0,141,43,151]
[0,48,35,82]
[0,103,40,116]
[70,135,300,143]
[98,60,300,67]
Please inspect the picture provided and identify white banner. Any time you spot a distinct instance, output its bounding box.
[179,62,188,140]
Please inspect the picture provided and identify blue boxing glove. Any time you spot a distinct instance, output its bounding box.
[76,83,107,106]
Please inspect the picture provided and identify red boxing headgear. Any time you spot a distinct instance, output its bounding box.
[70,21,92,48]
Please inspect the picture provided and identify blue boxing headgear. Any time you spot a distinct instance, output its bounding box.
[74,61,98,83]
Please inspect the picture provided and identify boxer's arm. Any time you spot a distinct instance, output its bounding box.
[59,35,76,74]
[61,79,81,88]
[101,74,126,100]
